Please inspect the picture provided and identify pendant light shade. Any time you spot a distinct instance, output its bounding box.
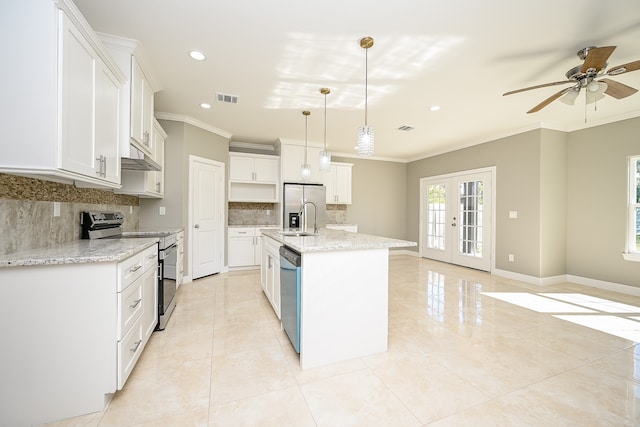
[301,110,311,180]
[319,87,332,172]
[357,36,375,157]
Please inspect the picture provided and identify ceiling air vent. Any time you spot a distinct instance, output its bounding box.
[397,125,414,131]
[216,92,239,104]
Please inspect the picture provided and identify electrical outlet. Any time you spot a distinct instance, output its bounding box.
[159,206,166,216]
[508,254,515,262]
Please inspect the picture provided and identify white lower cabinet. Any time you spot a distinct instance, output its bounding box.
[0,243,158,426]
[228,227,277,268]
[261,235,281,318]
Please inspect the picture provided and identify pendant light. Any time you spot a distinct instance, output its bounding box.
[319,87,332,172]
[357,36,375,157]
[301,110,312,180]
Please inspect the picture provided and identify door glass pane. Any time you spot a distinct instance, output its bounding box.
[458,180,483,257]
[427,184,446,250]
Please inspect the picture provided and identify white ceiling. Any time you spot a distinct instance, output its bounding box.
[74,0,640,162]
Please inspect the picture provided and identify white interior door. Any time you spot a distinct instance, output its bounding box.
[420,169,493,271]
[189,156,224,280]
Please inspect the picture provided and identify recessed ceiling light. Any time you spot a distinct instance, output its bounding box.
[189,50,206,61]
[429,105,441,111]
[200,103,211,109]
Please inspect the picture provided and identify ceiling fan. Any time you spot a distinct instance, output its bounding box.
[503,46,640,113]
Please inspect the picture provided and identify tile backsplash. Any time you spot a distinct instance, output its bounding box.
[0,174,139,255]
[228,202,348,226]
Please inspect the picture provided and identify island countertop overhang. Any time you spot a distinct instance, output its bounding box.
[260,228,416,253]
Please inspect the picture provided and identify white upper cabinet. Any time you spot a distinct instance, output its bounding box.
[229,153,279,183]
[228,153,279,202]
[117,119,166,198]
[129,57,154,156]
[280,142,323,184]
[99,34,159,163]
[0,0,125,188]
[324,162,353,204]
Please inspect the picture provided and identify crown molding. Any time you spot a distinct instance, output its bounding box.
[154,112,232,139]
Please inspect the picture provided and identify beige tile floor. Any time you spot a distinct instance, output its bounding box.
[43,255,640,426]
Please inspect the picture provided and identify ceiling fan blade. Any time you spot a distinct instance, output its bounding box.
[503,80,572,96]
[581,46,616,73]
[607,59,640,76]
[527,88,571,113]
[600,78,639,99]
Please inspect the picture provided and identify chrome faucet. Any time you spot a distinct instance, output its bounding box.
[298,201,318,234]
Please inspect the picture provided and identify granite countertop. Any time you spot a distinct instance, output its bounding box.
[0,238,159,268]
[261,228,416,253]
[228,224,279,228]
[123,227,184,236]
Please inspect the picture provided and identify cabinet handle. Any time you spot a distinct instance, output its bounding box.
[147,254,157,260]
[130,298,142,309]
[129,339,143,353]
[95,155,106,177]
[129,264,142,273]
[143,130,150,145]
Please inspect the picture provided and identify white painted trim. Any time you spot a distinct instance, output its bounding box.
[492,268,640,296]
[493,268,561,286]
[390,249,420,257]
[622,252,640,262]
[418,166,496,273]
[188,155,225,280]
[566,274,640,297]
[155,112,232,139]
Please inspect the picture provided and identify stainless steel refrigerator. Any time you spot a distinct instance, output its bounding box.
[283,183,326,231]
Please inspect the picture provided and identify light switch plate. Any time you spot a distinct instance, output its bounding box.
[509,210,518,219]
[53,202,60,217]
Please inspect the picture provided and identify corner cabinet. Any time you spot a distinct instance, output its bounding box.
[323,162,353,204]
[0,243,158,426]
[117,119,167,197]
[0,0,125,188]
[228,153,279,202]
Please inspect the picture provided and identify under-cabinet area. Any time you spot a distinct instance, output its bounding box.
[0,240,159,426]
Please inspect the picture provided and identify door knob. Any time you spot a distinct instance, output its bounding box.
[194,224,200,229]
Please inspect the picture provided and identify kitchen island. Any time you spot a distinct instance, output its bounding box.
[261,228,416,369]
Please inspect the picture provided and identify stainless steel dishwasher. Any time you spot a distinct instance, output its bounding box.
[280,246,301,353]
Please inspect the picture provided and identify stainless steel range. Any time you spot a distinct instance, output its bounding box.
[80,211,178,330]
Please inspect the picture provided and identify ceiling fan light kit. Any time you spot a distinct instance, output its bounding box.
[503,46,640,114]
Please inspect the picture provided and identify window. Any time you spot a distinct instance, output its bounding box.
[625,156,640,259]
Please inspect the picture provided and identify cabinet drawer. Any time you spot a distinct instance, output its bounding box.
[117,317,144,389]
[142,245,159,271]
[118,277,144,340]
[228,227,256,237]
[118,252,144,292]
[263,235,281,253]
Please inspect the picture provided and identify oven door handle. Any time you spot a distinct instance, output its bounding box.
[160,243,177,260]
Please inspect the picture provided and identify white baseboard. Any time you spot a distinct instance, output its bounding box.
[492,268,640,296]
[566,274,640,296]
[390,249,420,257]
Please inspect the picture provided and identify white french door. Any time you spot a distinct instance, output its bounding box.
[420,169,494,271]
